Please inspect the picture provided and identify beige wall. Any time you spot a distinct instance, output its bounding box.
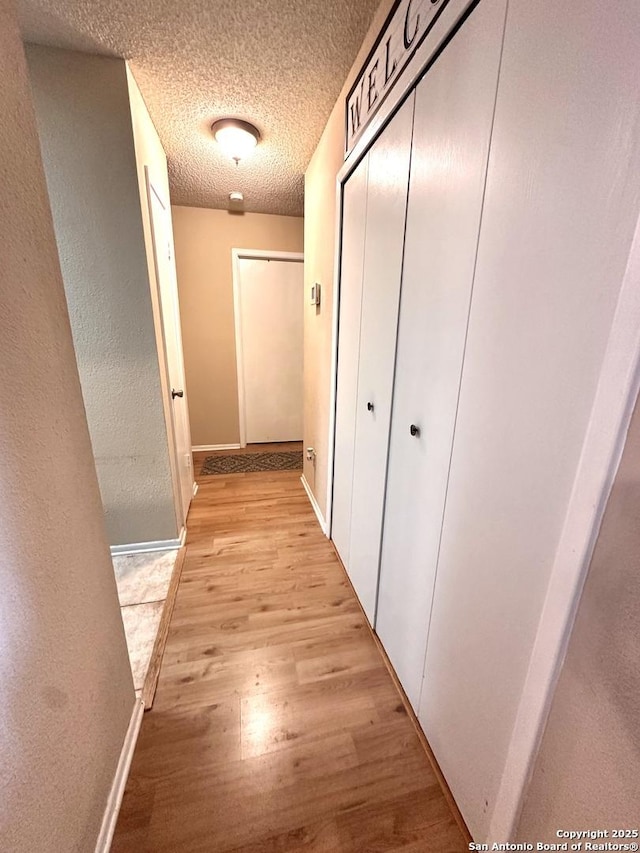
[517,391,640,838]
[27,46,178,547]
[172,206,304,448]
[302,0,394,516]
[0,4,134,850]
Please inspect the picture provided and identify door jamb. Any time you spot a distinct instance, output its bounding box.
[231,248,304,448]
[144,166,191,530]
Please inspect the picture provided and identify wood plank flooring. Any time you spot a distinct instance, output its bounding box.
[112,449,467,852]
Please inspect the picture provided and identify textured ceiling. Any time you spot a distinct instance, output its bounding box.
[18,0,382,216]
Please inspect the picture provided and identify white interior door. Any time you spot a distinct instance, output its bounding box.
[331,154,369,568]
[375,0,507,710]
[235,255,304,444]
[347,94,415,624]
[147,175,194,525]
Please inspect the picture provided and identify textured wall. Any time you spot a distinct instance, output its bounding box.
[303,0,395,517]
[517,395,640,838]
[172,206,304,447]
[27,46,178,547]
[0,4,134,851]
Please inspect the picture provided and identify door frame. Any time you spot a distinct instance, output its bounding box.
[231,248,304,448]
[145,166,194,530]
[323,0,640,838]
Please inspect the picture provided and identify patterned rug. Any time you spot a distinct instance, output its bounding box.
[200,451,303,476]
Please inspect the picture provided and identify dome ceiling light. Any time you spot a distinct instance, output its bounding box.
[211,118,260,165]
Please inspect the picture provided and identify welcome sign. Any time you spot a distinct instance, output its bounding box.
[345,0,451,156]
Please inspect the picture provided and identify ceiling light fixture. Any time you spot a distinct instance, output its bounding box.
[211,118,260,165]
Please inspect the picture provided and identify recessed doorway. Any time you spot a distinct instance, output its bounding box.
[232,249,304,447]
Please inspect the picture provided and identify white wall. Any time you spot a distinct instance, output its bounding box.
[517,392,640,839]
[26,45,178,548]
[0,4,134,850]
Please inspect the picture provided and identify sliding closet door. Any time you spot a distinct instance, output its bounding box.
[375,0,507,709]
[417,0,640,838]
[331,154,369,567]
[347,94,415,623]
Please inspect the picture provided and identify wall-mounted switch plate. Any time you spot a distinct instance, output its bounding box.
[310,283,321,306]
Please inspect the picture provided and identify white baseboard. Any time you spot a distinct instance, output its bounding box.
[192,443,241,452]
[95,697,144,853]
[111,527,186,557]
[193,481,199,497]
[301,475,328,536]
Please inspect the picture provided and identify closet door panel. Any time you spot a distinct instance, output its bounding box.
[347,94,415,623]
[331,154,369,567]
[375,0,507,709]
[418,0,640,839]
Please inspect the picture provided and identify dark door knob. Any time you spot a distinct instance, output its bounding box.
[367,401,374,412]
[172,389,184,399]
[410,424,420,437]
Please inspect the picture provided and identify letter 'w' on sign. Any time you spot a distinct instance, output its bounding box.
[349,78,366,139]
[344,0,451,157]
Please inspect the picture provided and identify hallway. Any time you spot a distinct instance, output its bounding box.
[112,454,467,851]
[5,0,640,846]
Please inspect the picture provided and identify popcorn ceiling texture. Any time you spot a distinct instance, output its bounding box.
[18,0,382,215]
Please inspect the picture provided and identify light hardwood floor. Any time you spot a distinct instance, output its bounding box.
[112,448,468,852]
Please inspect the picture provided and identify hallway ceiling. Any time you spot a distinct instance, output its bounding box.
[18,0,381,216]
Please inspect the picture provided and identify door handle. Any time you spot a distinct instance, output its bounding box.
[172,389,184,399]
[410,424,420,437]
[367,401,374,412]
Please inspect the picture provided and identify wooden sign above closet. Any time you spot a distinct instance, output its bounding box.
[345,0,451,156]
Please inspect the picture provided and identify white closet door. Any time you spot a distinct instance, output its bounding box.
[331,154,369,567]
[418,0,640,839]
[375,0,507,710]
[347,95,415,623]
[238,257,304,443]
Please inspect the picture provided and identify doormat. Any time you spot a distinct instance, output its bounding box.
[200,451,303,476]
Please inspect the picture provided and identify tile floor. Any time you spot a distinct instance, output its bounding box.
[113,550,178,696]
